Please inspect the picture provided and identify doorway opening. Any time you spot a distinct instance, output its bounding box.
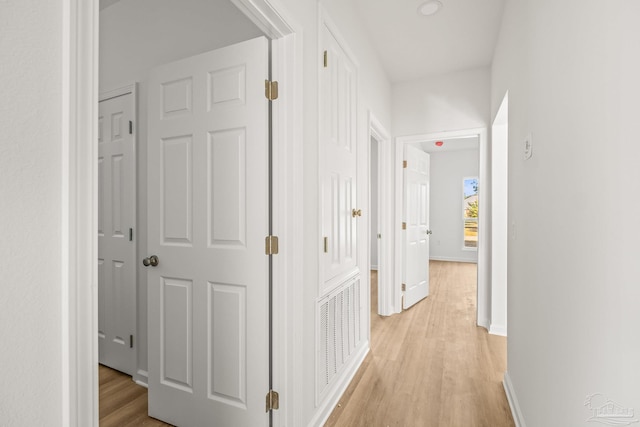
[367,113,392,317]
[66,0,302,425]
[393,129,489,327]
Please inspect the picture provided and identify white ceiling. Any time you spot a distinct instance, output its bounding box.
[414,135,479,153]
[100,0,506,83]
[353,0,506,83]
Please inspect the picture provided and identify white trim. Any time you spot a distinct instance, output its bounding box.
[429,256,477,263]
[394,129,489,325]
[98,83,135,102]
[69,1,302,426]
[503,372,527,427]
[306,344,370,427]
[270,28,304,427]
[491,92,509,339]
[368,112,393,316]
[231,0,295,38]
[63,0,99,425]
[489,324,507,336]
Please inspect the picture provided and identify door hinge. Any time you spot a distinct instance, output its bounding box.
[129,335,134,348]
[402,283,406,292]
[402,222,407,230]
[323,237,329,253]
[323,50,328,68]
[265,235,279,255]
[265,80,279,101]
[403,160,407,168]
[129,120,133,135]
[129,228,133,241]
[266,390,279,412]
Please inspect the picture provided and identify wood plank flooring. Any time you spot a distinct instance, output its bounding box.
[100,261,513,426]
[324,261,514,427]
[99,365,172,426]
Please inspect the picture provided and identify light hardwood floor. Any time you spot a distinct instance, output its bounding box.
[99,365,172,426]
[100,261,513,426]
[324,261,514,427]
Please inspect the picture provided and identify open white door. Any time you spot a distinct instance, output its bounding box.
[403,145,430,309]
[145,36,270,427]
[98,91,136,375]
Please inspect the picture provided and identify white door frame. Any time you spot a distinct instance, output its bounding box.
[367,112,394,316]
[392,128,490,328]
[61,1,303,425]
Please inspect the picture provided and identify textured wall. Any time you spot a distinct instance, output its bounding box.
[0,1,63,424]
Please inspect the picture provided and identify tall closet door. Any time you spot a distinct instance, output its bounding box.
[320,24,359,293]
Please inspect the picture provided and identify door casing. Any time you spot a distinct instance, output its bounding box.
[61,1,303,425]
[391,129,489,328]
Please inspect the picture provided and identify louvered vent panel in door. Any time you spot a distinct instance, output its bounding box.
[335,292,344,367]
[319,301,329,387]
[317,275,363,399]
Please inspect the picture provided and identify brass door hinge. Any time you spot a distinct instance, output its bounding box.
[323,50,328,68]
[266,390,279,412]
[403,160,407,168]
[402,222,407,230]
[265,80,279,101]
[323,237,329,253]
[402,283,406,292]
[129,335,134,348]
[265,235,279,255]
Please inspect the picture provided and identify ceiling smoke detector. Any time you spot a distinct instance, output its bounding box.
[417,0,443,17]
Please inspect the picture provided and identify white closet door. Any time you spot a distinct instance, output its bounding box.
[403,145,430,309]
[321,24,359,293]
[98,90,136,375]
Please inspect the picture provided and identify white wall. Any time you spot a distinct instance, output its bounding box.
[492,1,640,425]
[392,67,491,137]
[0,1,63,424]
[428,148,479,263]
[99,0,263,379]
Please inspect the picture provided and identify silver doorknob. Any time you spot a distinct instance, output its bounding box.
[142,255,159,267]
[426,230,433,235]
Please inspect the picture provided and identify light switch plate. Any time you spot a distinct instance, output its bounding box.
[524,133,533,160]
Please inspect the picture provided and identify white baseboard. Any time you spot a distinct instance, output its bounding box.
[429,256,477,263]
[489,324,507,336]
[478,317,490,331]
[503,372,526,427]
[370,265,378,271]
[307,342,370,427]
[134,369,148,388]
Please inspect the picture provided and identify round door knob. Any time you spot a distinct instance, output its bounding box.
[143,255,159,267]
[352,208,362,218]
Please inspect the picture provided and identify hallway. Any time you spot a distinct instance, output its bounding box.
[325,261,514,426]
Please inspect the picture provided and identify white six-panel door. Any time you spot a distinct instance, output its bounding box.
[146,37,269,427]
[403,145,430,309]
[98,91,136,375]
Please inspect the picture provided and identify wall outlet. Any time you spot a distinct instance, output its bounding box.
[524,133,533,160]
